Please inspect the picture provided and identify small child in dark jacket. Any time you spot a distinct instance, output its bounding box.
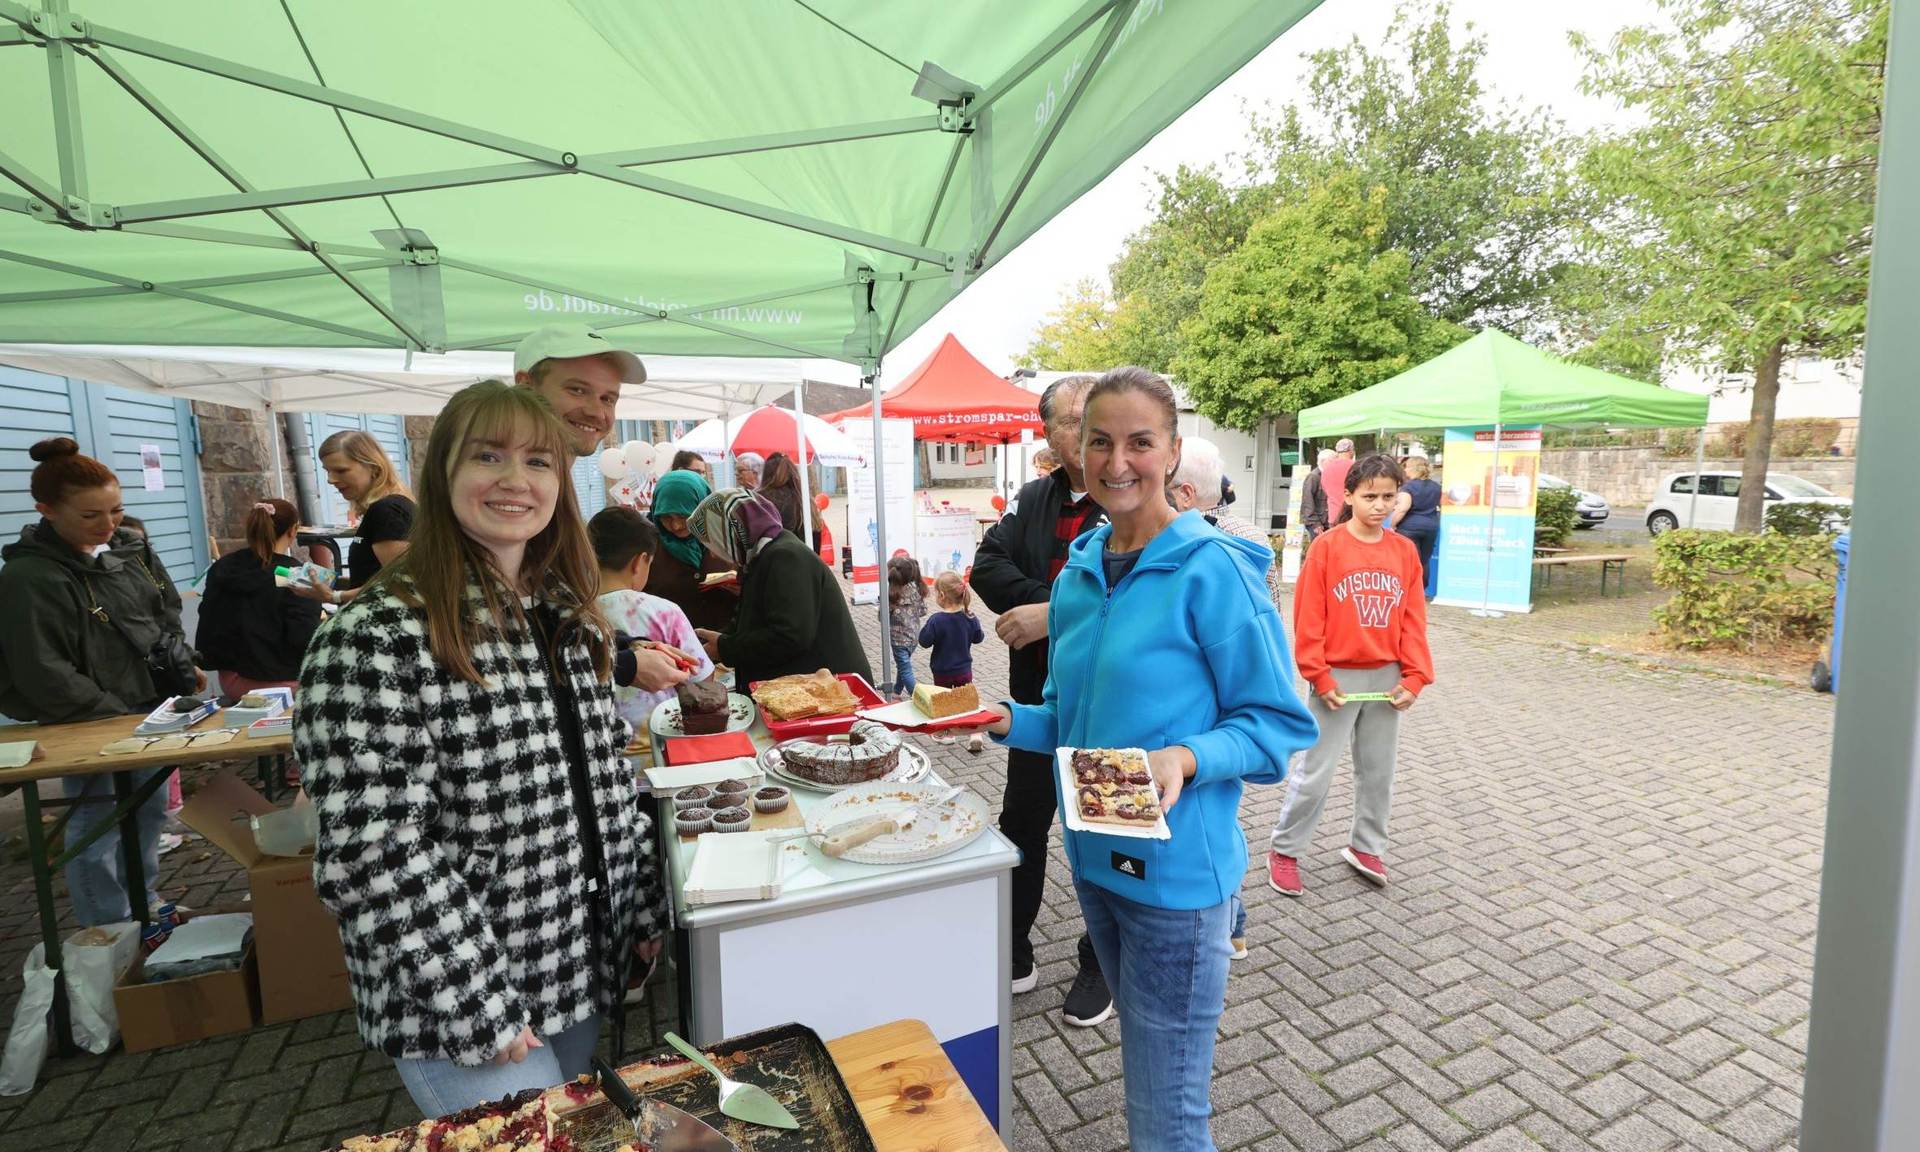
[919,571,986,749]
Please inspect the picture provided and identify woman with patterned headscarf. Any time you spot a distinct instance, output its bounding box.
[644,469,736,632]
[689,488,871,688]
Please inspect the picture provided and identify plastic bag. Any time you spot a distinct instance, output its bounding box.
[0,949,56,1095]
[252,789,316,857]
[64,922,139,1054]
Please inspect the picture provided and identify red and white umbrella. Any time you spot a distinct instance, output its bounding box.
[674,405,867,468]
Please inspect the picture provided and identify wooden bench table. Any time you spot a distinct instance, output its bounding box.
[1532,552,1632,597]
[828,1019,1006,1150]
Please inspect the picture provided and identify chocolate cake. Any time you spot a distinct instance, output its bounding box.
[778,719,903,785]
[675,678,730,734]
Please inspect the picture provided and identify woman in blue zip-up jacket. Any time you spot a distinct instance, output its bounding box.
[977,366,1317,1151]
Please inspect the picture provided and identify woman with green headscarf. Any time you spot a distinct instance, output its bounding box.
[689,488,871,689]
[644,469,737,633]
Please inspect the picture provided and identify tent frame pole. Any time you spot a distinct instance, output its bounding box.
[108,116,944,223]
[795,381,813,551]
[868,369,890,689]
[978,0,1138,260]
[0,246,404,345]
[1470,423,1505,619]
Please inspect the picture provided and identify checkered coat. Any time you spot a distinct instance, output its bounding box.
[294,575,661,1066]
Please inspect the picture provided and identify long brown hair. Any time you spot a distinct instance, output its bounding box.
[245,498,300,569]
[383,380,608,684]
[318,429,410,517]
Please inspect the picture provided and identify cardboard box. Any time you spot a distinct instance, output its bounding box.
[114,942,259,1053]
[177,774,353,1023]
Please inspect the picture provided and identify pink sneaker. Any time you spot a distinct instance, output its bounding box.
[1342,846,1389,886]
[1267,852,1303,896]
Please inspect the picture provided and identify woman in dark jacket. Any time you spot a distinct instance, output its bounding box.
[0,437,203,925]
[1388,455,1442,592]
[197,498,323,696]
[644,469,736,632]
[689,488,870,688]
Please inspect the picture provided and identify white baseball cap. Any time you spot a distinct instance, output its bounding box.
[513,324,646,384]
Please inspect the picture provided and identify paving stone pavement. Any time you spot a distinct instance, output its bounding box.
[0,575,1831,1150]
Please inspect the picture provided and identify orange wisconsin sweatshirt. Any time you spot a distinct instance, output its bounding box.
[1293,525,1435,697]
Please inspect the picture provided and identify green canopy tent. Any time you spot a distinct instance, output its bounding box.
[0,0,1323,744]
[1297,329,1709,616]
[1298,329,1709,438]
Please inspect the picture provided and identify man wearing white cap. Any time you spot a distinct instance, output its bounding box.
[515,325,686,699]
[513,323,648,458]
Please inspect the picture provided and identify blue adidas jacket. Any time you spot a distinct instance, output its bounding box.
[1000,511,1318,909]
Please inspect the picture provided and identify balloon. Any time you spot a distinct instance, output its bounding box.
[653,442,677,476]
[597,447,627,479]
[814,492,831,512]
[990,495,1007,512]
[621,440,653,472]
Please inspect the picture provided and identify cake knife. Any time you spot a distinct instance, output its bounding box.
[592,1057,739,1151]
[819,784,965,858]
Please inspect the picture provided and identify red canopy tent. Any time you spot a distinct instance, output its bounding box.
[825,334,1043,442]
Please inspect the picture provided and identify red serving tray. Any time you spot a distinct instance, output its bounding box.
[748,672,885,740]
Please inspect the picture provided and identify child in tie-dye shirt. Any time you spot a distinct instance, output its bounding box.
[590,507,715,734]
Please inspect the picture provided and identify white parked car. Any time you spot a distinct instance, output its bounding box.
[1537,473,1610,528]
[1644,471,1851,535]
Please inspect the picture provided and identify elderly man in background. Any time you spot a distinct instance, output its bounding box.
[1170,437,1282,610]
[733,452,764,490]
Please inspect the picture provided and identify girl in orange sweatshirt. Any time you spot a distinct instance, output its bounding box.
[1268,454,1434,895]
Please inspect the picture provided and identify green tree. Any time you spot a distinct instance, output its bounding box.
[1017,278,1131,371]
[1251,2,1582,334]
[1574,0,1884,531]
[1172,175,1464,430]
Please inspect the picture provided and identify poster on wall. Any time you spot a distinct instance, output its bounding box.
[140,444,165,491]
[1433,426,1542,613]
[847,418,916,605]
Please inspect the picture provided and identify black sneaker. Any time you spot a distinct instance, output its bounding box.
[1011,957,1039,994]
[1062,965,1114,1027]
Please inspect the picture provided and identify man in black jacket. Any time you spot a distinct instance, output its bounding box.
[972,374,1113,1028]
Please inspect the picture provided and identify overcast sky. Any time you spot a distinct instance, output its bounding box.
[881,0,1662,381]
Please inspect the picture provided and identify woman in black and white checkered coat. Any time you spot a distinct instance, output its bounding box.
[294,381,664,1117]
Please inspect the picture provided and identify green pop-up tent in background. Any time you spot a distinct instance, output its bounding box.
[1297,329,1709,438]
[1296,329,1709,616]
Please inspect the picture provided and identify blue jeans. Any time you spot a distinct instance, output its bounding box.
[890,644,916,695]
[1230,894,1245,941]
[1077,883,1232,1151]
[61,767,169,926]
[395,1012,602,1118]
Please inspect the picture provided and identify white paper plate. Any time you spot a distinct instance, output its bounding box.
[643,757,764,795]
[1056,747,1171,840]
[685,831,792,905]
[759,739,932,793]
[649,691,757,738]
[804,780,989,864]
[855,699,999,730]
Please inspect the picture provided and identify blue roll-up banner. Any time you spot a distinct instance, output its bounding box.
[1433,425,1540,613]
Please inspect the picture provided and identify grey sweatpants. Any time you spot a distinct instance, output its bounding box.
[1270,664,1403,858]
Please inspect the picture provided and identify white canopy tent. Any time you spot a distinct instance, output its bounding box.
[0,342,860,419]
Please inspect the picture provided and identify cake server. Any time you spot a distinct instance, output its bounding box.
[663,1032,801,1130]
[818,784,965,858]
[591,1057,739,1150]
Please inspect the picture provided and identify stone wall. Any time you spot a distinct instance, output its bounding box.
[1539,446,1856,506]
[192,402,302,557]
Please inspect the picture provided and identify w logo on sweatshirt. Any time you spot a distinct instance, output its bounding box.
[1333,570,1405,630]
